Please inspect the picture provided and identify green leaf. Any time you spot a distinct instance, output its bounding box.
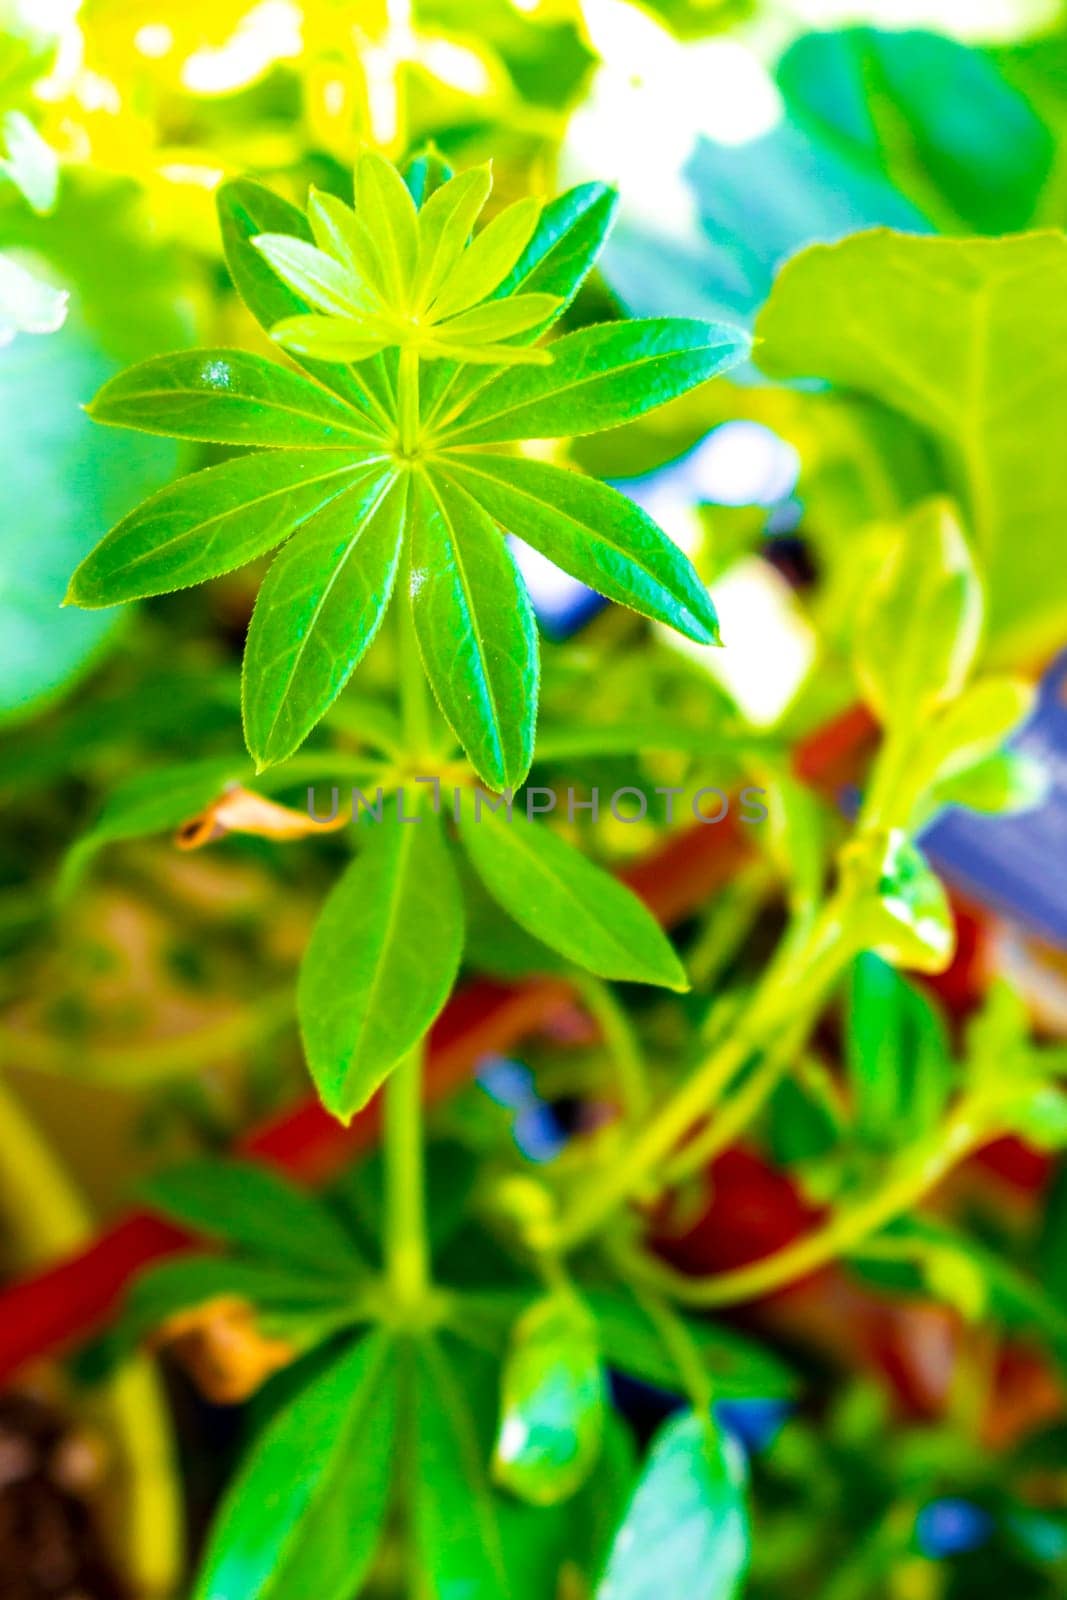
[456,805,686,990]
[269,313,391,363]
[216,177,393,422]
[193,1332,396,1600]
[911,676,1036,794]
[853,497,983,729]
[929,748,1049,817]
[410,470,538,791]
[439,318,749,445]
[596,1411,749,1600]
[306,187,389,303]
[243,469,406,769]
[845,830,955,974]
[354,150,419,301]
[139,1159,364,1277]
[298,810,464,1120]
[415,165,493,306]
[586,1290,794,1400]
[89,349,384,447]
[414,1335,512,1599]
[431,196,543,321]
[846,954,953,1150]
[444,452,719,644]
[420,181,618,420]
[439,293,560,346]
[493,1293,605,1506]
[251,232,368,317]
[755,230,1067,663]
[66,449,379,608]
[118,1256,354,1351]
[403,144,455,208]
[998,1086,1067,1153]
[58,755,248,894]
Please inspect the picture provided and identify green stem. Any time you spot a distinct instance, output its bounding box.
[574,973,651,1121]
[620,1110,981,1309]
[385,1042,429,1310]
[551,897,855,1253]
[398,345,420,455]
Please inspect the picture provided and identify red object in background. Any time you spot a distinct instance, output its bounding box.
[0,707,1027,1387]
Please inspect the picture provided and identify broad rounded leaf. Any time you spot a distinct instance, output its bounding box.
[439,318,749,445]
[755,230,1067,662]
[90,350,382,448]
[299,811,464,1120]
[193,1332,396,1600]
[444,453,719,645]
[493,1294,605,1507]
[243,469,406,769]
[846,954,952,1150]
[596,1412,749,1600]
[67,449,379,607]
[457,805,687,990]
[410,470,538,791]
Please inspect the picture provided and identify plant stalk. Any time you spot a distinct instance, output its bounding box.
[385,1042,429,1311]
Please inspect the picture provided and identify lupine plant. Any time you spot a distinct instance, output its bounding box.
[53,138,1063,1600]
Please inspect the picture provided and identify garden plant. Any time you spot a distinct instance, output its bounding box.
[3,4,1067,1600]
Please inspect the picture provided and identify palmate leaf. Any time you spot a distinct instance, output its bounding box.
[442,453,720,645]
[243,469,406,770]
[65,450,381,607]
[216,177,396,426]
[456,804,687,990]
[410,470,538,792]
[140,1158,365,1278]
[435,318,750,444]
[193,1332,397,1600]
[298,811,464,1120]
[89,350,386,448]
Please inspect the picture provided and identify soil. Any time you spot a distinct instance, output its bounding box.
[0,1390,127,1600]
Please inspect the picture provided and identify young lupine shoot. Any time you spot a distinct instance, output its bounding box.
[66,151,749,792]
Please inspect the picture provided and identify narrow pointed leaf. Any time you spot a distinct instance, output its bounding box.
[404,145,454,208]
[270,313,391,362]
[140,1158,364,1276]
[424,339,551,367]
[307,187,389,302]
[252,233,366,318]
[494,1293,605,1506]
[457,805,687,990]
[420,181,618,419]
[243,469,406,768]
[354,150,419,301]
[414,1335,513,1599]
[444,453,719,644]
[299,811,463,1120]
[67,450,378,607]
[89,350,380,448]
[410,471,538,791]
[430,197,543,321]
[193,1333,396,1600]
[416,165,493,305]
[440,293,560,345]
[216,178,393,423]
[442,318,749,445]
[596,1412,749,1600]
